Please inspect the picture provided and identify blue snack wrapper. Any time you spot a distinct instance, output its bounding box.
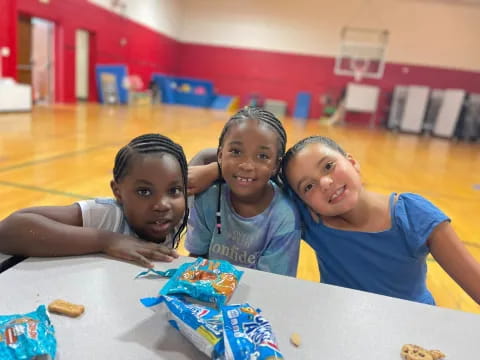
[159,258,243,308]
[141,295,224,359]
[0,305,56,360]
[222,304,283,360]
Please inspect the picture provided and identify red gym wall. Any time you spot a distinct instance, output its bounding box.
[176,43,480,120]
[1,0,480,122]
[0,0,17,78]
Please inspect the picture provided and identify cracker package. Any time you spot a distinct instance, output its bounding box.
[141,295,224,359]
[141,297,284,360]
[137,258,243,308]
[222,304,283,360]
[0,305,56,360]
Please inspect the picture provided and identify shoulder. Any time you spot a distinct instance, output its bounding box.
[76,198,125,231]
[191,183,222,220]
[394,193,450,251]
[195,183,221,204]
[77,198,122,214]
[268,183,302,230]
[395,193,447,218]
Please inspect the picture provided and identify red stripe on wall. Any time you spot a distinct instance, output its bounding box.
[0,0,17,78]
[177,42,480,122]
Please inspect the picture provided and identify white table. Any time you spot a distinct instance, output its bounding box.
[1,256,479,359]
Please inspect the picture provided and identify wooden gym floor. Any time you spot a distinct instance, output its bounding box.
[0,103,479,313]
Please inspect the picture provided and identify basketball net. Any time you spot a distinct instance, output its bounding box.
[351,57,370,82]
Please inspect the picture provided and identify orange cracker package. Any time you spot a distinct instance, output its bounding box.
[161,258,243,307]
[137,258,243,307]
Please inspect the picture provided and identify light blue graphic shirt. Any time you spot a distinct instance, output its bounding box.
[186,182,301,277]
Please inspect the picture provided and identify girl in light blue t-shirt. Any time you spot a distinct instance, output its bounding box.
[186,107,301,277]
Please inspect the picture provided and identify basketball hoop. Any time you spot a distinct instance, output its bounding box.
[334,27,388,80]
[111,0,127,15]
[350,57,370,82]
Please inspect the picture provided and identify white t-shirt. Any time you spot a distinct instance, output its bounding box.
[76,198,175,247]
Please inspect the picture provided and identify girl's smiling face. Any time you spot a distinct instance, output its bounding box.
[285,143,362,217]
[217,119,279,201]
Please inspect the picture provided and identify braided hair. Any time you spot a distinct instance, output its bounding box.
[215,106,287,234]
[280,135,347,191]
[218,106,287,163]
[113,133,189,248]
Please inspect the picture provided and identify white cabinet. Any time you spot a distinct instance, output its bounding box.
[0,78,32,112]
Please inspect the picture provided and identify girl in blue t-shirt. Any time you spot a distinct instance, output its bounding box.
[186,107,301,276]
[280,135,480,304]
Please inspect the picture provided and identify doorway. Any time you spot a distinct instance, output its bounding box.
[75,29,90,101]
[17,16,55,104]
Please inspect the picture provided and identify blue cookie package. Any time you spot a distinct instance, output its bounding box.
[222,304,283,360]
[0,305,56,360]
[141,296,283,360]
[141,295,224,359]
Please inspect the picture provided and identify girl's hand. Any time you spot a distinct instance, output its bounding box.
[102,233,179,268]
[187,163,219,196]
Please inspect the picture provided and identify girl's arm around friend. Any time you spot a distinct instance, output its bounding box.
[187,148,219,196]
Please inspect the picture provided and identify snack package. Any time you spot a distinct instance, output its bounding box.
[222,304,283,360]
[159,258,243,308]
[141,295,224,359]
[141,295,284,360]
[0,305,57,360]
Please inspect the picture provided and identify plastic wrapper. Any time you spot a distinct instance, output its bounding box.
[141,296,283,360]
[222,304,283,360]
[0,305,56,360]
[141,295,224,359]
[142,258,243,308]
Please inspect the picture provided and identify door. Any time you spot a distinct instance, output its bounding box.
[75,29,90,101]
[17,16,55,104]
[31,17,55,104]
[17,15,32,85]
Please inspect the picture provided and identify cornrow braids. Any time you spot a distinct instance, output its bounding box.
[218,106,287,161]
[215,106,287,234]
[113,133,189,248]
[280,135,347,190]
